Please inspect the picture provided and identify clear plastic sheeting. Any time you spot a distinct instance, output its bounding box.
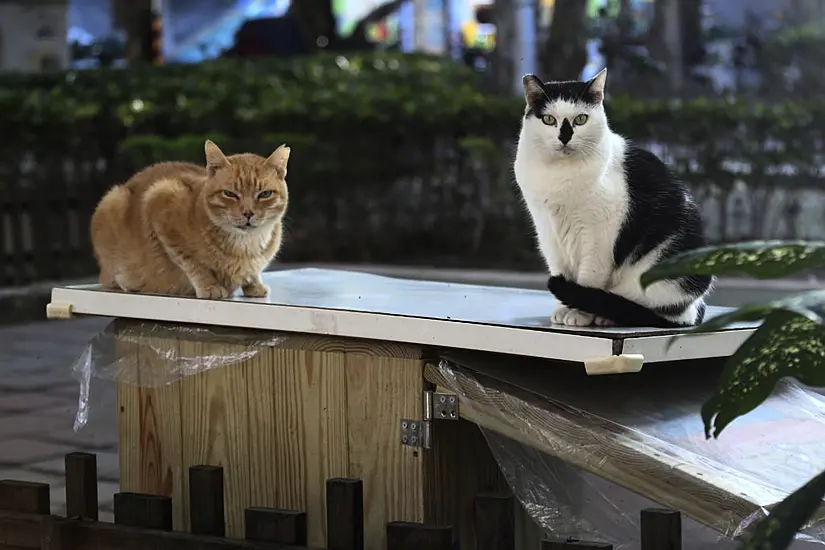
[70,319,289,431]
[428,355,825,549]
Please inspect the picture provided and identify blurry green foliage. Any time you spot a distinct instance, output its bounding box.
[3,52,825,271]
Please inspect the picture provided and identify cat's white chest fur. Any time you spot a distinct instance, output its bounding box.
[514,133,628,289]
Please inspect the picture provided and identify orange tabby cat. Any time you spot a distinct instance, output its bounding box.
[90,140,290,299]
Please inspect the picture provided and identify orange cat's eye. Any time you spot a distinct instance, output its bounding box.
[257,190,274,200]
[222,190,239,199]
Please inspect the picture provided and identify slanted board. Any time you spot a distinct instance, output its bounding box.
[49,267,757,366]
[426,352,825,535]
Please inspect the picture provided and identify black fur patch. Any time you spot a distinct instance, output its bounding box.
[558,119,573,144]
[547,275,704,328]
[525,79,602,118]
[612,143,713,300]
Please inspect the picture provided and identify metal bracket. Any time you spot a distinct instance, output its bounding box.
[401,391,459,449]
[400,419,423,447]
[426,392,459,421]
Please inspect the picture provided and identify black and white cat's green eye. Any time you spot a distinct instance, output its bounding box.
[223,190,239,199]
[257,190,273,200]
[541,114,557,126]
[573,114,589,125]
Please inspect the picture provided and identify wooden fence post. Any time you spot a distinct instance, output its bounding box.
[65,452,98,520]
[474,493,515,550]
[641,508,682,550]
[326,478,364,550]
[189,465,225,537]
[245,507,308,545]
[386,522,453,550]
[113,492,173,531]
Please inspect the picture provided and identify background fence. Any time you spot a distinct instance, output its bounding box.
[3,53,825,287]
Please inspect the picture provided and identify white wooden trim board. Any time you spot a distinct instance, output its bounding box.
[48,267,758,370]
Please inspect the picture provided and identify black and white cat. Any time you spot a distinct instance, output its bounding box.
[513,68,713,328]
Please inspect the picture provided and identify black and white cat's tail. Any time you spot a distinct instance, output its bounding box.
[547,275,707,329]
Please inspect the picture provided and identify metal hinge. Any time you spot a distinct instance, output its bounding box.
[401,391,459,449]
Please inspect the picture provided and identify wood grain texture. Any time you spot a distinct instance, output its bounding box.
[116,327,185,530]
[345,353,426,550]
[115,319,430,547]
[179,337,252,538]
[112,319,426,359]
[258,347,350,548]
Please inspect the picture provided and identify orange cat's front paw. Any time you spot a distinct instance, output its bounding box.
[195,283,230,299]
[242,281,269,298]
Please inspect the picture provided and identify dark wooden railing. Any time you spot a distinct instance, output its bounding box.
[0,452,686,550]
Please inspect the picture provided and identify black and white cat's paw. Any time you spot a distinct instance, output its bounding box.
[551,306,616,327]
[593,315,615,327]
[551,306,595,326]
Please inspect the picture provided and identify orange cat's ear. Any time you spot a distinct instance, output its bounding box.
[205,140,230,177]
[265,144,290,178]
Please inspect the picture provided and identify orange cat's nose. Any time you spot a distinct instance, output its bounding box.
[243,210,253,219]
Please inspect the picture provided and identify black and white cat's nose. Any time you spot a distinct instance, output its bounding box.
[558,119,574,145]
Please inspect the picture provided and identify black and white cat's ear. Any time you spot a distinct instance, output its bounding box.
[204,140,230,177]
[586,68,607,102]
[265,144,291,178]
[522,74,546,106]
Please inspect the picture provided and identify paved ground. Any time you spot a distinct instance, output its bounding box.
[0,317,117,521]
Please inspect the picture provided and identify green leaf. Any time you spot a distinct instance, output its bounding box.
[674,290,825,338]
[740,467,825,550]
[701,309,825,439]
[640,241,825,288]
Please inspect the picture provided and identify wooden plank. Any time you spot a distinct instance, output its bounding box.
[40,515,75,550]
[641,508,682,550]
[422,417,511,548]
[474,494,515,550]
[113,492,173,530]
[0,510,41,548]
[345,346,426,550]
[115,322,425,546]
[116,323,185,530]
[542,542,613,549]
[385,522,452,550]
[245,508,307,545]
[0,509,325,550]
[326,479,364,550]
[0,481,50,514]
[179,337,251,538]
[189,465,225,536]
[65,452,99,520]
[247,343,349,547]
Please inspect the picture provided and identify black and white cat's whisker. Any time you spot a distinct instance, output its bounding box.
[513,68,712,329]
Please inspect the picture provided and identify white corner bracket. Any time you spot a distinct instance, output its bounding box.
[584,353,644,375]
[46,301,74,320]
